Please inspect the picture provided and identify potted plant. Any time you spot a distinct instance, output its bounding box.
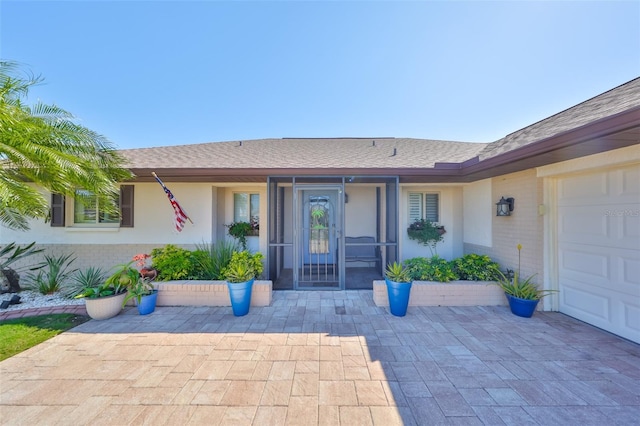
[495,244,557,317]
[407,219,446,256]
[384,261,413,317]
[133,253,157,280]
[122,276,157,315]
[74,266,127,320]
[495,271,556,317]
[227,222,255,251]
[222,251,264,316]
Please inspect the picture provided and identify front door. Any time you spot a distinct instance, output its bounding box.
[295,187,342,289]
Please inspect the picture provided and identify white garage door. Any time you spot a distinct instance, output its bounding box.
[557,164,640,343]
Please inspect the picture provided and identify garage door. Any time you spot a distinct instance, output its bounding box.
[557,164,640,343]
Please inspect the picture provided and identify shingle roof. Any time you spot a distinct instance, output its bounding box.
[121,137,487,170]
[120,77,640,174]
[478,77,640,160]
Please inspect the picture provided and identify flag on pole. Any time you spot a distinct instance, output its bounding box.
[152,172,192,232]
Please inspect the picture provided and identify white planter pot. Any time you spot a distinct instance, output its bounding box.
[85,292,127,320]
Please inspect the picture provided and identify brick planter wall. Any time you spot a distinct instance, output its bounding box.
[152,280,272,307]
[373,280,506,307]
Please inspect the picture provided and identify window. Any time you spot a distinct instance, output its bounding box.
[234,193,259,233]
[51,186,134,227]
[74,189,119,224]
[408,192,439,223]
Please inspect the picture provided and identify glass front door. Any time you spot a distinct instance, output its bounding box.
[295,187,342,289]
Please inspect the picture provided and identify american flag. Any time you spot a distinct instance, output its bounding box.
[153,173,191,232]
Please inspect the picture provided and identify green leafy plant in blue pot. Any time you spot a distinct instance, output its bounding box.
[222,251,264,316]
[495,244,557,317]
[122,275,157,315]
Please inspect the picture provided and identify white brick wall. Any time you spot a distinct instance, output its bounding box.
[373,280,506,307]
[155,280,272,307]
[9,244,198,275]
[464,169,543,283]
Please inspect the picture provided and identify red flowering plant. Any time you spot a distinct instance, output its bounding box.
[133,253,157,280]
[133,253,151,268]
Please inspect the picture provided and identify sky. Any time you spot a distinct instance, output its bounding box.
[1,0,639,150]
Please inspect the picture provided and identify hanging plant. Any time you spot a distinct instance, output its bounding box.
[407,219,446,256]
[227,221,253,251]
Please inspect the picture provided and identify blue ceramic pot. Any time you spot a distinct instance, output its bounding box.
[227,279,254,316]
[385,278,412,317]
[505,293,539,318]
[137,290,158,315]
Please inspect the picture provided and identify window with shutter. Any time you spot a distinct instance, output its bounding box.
[408,192,439,223]
[62,185,133,228]
[425,194,439,222]
[408,193,422,223]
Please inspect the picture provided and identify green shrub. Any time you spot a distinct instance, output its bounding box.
[404,256,458,282]
[189,250,210,280]
[150,244,198,281]
[25,253,77,295]
[451,254,502,281]
[195,240,238,280]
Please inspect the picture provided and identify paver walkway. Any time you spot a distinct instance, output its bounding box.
[1,291,639,425]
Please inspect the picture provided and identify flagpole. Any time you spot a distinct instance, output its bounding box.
[152,172,194,225]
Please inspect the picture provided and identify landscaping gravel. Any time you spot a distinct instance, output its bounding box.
[0,290,83,312]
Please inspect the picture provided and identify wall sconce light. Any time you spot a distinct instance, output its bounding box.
[496,197,515,216]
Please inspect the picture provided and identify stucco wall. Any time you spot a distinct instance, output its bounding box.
[463,179,492,246]
[464,169,543,281]
[344,185,378,237]
[1,183,215,245]
[401,185,464,261]
[1,182,269,274]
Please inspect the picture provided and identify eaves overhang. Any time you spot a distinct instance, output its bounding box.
[455,105,640,182]
[127,106,640,184]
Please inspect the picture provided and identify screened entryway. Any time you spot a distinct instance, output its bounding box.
[267,176,399,290]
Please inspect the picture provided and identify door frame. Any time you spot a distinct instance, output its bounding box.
[293,183,345,290]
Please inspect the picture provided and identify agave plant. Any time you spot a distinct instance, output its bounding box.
[65,267,107,298]
[385,262,411,283]
[25,253,77,295]
[495,271,556,300]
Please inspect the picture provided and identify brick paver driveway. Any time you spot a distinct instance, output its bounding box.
[1,291,639,425]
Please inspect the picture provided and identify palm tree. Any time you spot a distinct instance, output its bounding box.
[0,61,133,230]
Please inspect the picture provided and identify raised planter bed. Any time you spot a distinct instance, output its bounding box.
[152,280,272,307]
[373,280,506,307]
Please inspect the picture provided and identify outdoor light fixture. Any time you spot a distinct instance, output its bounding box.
[496,197,515,216]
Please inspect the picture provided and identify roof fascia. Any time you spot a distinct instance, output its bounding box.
[459,106,640,181]
[126,106,640,184]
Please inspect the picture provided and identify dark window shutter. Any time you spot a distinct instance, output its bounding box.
[50,193,65,227]
[120,185,134,227]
